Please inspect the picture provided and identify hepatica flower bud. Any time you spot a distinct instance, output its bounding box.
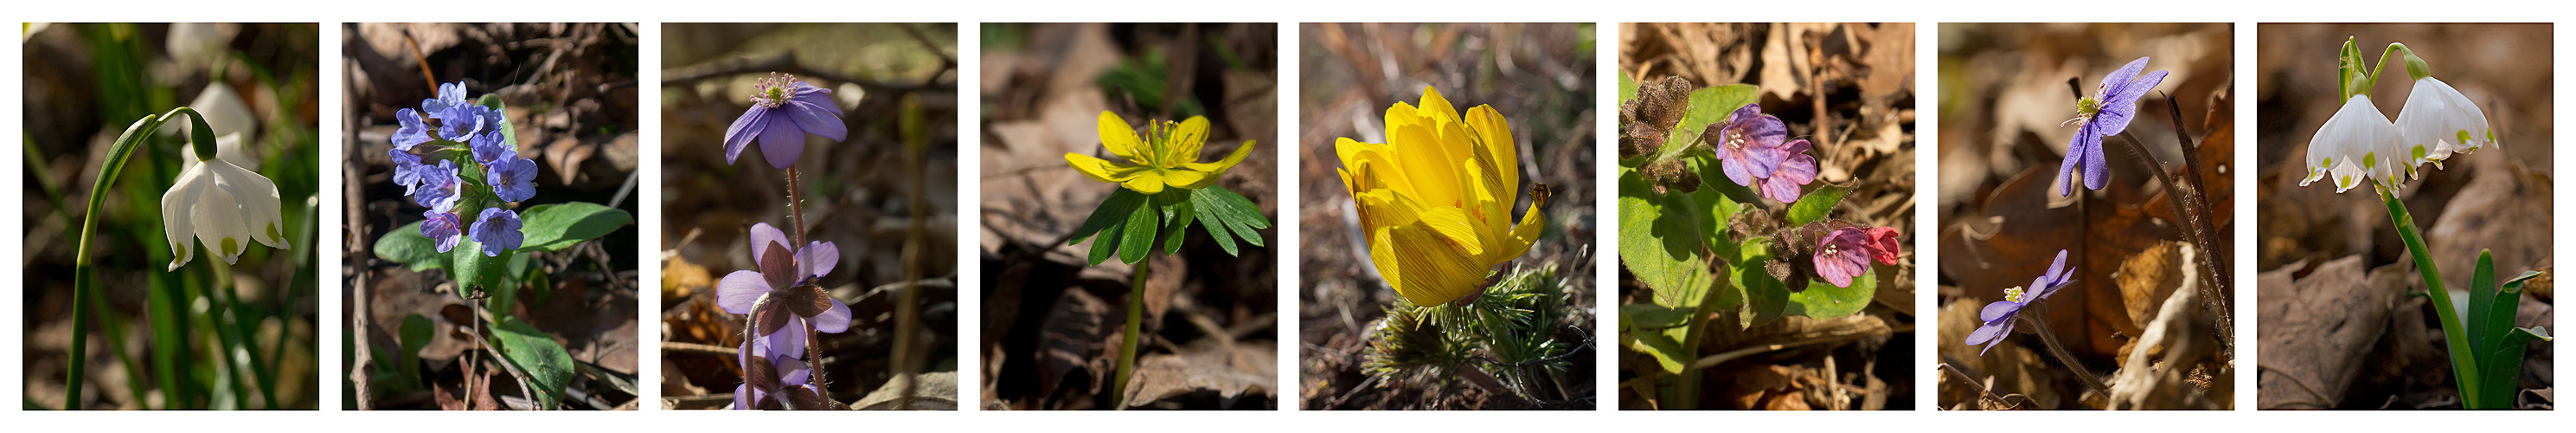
[2300,94,2402,192]
[161,137,292,271]
[1334,87,1548,306]
[2393,76,2496,168]
[1964,249,2075,355]
[724,73,848,169]
[2059,56,2169,197]
[1066,112,1257,195]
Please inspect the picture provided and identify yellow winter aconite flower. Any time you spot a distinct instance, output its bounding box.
[1336,87,1549,306]
[1065,112,1257,195]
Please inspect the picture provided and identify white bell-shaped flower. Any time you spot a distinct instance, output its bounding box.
[2300,94,2402,193]
[161,144,291,271]
[2394,77,2496,171]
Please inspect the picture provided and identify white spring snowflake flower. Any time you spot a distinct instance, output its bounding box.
[2300,94,2403,193]
[2394,76,2496,170]
[161,134,290,270]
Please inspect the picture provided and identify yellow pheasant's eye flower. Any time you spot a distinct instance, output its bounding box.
[1064,112,1258,195]
[1335,86,1548,306]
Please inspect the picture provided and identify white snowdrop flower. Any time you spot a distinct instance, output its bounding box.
[2301,94,2402,193]
[160,84,258,140]
[161,140,290,271]
[2394,77,2496,171]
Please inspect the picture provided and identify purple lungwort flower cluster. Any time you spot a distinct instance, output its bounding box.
[1963,249,2076,355]
[1705,104,1817,203]
[2058,56,2169,197]
[716,223,850,409]
[724,73,848,169]
[388,81,533,255]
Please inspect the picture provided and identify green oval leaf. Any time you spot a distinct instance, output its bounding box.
[1785,184,1849,226]
[490,316,574,410]
[1787,267,1875,319]
[515,202,634,253]
[372,222,447,270]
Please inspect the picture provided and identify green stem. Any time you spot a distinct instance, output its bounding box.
[1112,256,1149,410]
[1666,267,1732,410]
[2379,186,2481,407]
[64,107,194,409]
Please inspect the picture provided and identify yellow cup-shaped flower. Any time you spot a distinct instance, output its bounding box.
[1065,112,1257,195]
[1336,87,1548,306]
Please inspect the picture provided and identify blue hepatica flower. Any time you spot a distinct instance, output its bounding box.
[2058,56,2169,197]
[716,223,852,339]
[723,73,848,169]
[421,210,465,253]
[1964,249,2076,355]
[470,208,523,256]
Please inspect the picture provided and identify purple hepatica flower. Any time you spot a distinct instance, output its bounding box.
[716,223,852,339]
[412,160,463,212]
[1707,103,1790,186]
[389,148,426,194]
[420,210,465,253]
[2059,56,2169,197]
[1964,249,2076,355]
[470,208,522,256]
[393,108,433,151]
[734,335,825,410]
[487,156,539,203]
[1753,139,1817,203]
[723,73,848,169]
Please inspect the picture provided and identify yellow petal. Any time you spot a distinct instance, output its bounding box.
[1391,123,1463,208]
[1179,139,1256,174]
[1461,159,1510,242]
[1159,167,1214,190]
[1488,186,1549,265]
[1166,116,1209,166]
[1120,171,1168,195]
[1096,111,1149,165]
[1065,152,1153,184]
[1373,223,1485,306]
[1465,105,1517,191]
[1418,86,1460,126]
[1353,189,1482,256]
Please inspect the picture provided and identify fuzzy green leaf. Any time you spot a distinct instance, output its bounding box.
[1618,73,1639,105]
[489,316,574,410]
[1730,237,1787,327]
[1788,267,1875,319]
[515,202,633,253]
[1616,166,1715,308]
[372,222,447,271]
[1785,184,1849,226]
[1619,304,1692,374]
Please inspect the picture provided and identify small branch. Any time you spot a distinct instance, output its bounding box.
[663,342,740,357]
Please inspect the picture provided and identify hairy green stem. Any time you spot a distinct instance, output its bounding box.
[1112,256,1149,410]
[2380,186,2482,407]
[2028,313,2108,397]
[1666,266,1733,410]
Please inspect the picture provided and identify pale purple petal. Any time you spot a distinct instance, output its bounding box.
[1814,247,1868,288]
[762,320,806,358]
[715,270,771,314]
[757,114,808,169]
[2095,69,2167,135]
[776,357,811,386]
[1719,156,1757,186]
[732,384,752,410]
[723,105,771,165]
[1973,319,2015,356]
[392,109,432,151]
[785,91,847,142]
[1980,300,2022,323]
[1965,319,2009,346]
[2098,57,2150,101]
[747,223,790,266]
[799,241,838,280]
[2080,129,2109,191]
[2060,131,2098,197]
[811,298,852,333]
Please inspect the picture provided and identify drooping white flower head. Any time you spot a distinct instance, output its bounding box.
[2394,77,2496,171]
[183,132,260,171]
[162,144,291,271]
[2301,94,2402,193]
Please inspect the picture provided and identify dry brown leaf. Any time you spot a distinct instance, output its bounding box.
[1121,339,1276,409]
